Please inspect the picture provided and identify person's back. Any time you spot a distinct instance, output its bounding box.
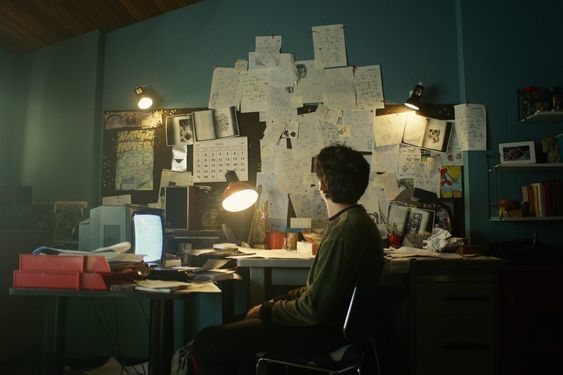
[190,145,384,375]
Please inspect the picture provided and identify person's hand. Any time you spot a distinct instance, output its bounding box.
[245,304,262,319]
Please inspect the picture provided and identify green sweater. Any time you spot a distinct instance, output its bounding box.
[260,205,384,326]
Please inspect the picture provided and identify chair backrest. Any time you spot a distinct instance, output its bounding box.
[343,264,382,346]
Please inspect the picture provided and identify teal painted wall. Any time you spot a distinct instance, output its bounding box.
[18,31,103,205]
[101,0,460,110]
[0,46,20,184]
[2,0,561,244]
[460,1,563,246]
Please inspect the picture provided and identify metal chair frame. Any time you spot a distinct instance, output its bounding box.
[255,283,381,375]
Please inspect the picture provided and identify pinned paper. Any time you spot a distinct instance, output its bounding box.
[171,145,188,172]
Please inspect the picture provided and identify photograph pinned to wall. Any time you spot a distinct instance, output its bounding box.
[53,201,88,243]
[440,165,463,198]
[499,141,536,164]
[166,114,194,146]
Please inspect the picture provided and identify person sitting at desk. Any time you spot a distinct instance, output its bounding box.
[191,145,385,374]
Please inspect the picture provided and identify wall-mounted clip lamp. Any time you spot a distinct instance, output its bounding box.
[135,86,155,110]
[222,170,259,212]
[404,82,424,111]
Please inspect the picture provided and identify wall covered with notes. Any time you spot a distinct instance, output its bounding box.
[5,0,563,247]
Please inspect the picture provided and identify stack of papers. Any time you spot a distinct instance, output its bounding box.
[32,242,145,266]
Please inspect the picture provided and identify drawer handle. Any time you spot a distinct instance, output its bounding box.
[442,342,490,351]
[444,295,490,302]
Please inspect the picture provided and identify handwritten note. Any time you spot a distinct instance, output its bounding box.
[293,60,324,103]
[398,144,421,179]
[454,103,487,150]
[354,65,384,110]
[255,35,282,67]
[241,69,269,113]
[312,24,347,69]
[208,67,242,109]
[341,110,375,151]
[293,113,324,160]
[373,112,409,146]
[323,66,356,110]
[372,144,399,174]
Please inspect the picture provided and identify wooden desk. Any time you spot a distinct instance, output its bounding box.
[237,254,505,375]
[9,286,221,375]
[236,256,411,306]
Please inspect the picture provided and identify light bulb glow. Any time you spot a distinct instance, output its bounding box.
[404,102,419,110]
[138,96,153,109]
[222,189,258,212]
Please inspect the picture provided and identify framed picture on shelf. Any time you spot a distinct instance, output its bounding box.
[499,141,536,165]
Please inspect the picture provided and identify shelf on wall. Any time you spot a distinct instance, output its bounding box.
[490,216,563,222]
[489,163,563,172]
[521,111,563,122]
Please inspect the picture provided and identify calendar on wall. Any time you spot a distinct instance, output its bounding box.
[193,136,249,182]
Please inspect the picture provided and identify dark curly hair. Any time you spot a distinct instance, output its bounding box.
[314,145,370,204]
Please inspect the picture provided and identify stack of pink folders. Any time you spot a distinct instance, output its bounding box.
[13,254,111,290]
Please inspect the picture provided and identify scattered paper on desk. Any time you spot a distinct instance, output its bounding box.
[385,246,463,259]
[233,248,315,259]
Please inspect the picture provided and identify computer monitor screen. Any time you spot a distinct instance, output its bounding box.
[132,211,164,263]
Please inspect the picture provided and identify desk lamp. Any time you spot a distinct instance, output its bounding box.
[222,170,258,212]
[135,86,155,110]
[404,83,424,111]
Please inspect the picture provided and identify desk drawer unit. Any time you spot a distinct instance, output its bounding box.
[413,275,497,375]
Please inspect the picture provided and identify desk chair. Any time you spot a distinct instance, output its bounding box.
[255,283,381,375]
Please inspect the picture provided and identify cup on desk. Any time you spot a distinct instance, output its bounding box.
[267,231,286,249]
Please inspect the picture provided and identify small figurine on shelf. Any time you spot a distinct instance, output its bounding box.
[498,198,509,218]
[498,198,521,218]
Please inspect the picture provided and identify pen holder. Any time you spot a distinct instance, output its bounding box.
[267,231,285,249]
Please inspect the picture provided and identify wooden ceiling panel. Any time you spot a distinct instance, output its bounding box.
[0,0,200,53]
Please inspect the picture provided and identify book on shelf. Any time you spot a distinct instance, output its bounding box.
[520,180,562,217]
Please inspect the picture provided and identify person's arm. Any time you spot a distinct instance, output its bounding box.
[261,236,360,325]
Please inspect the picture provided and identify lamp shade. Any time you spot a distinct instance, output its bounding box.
[135,86,154,110]
[404,83,424,110]
[222,171,258,212]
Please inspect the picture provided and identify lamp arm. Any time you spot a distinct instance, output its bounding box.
[246,185,263,246]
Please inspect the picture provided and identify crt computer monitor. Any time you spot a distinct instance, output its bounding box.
[131,209,165,263]
[84,205,165,264]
